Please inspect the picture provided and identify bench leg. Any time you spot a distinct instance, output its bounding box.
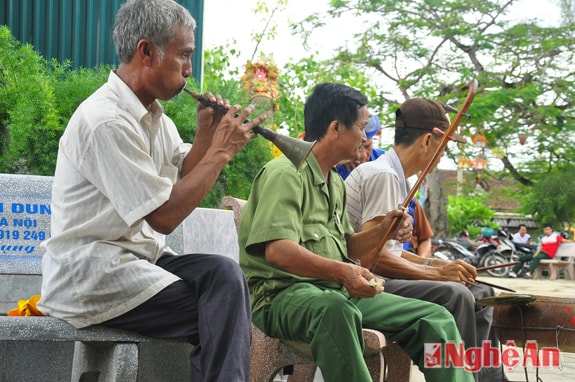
[533,266,543,279]
[71,341,138,382]
[250,325,311,382]
[381,343,411,382]
[548,264,558,280]
[365,352,385,382]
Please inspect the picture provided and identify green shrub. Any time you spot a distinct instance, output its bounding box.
[0,25,273,206]
[446,194,499,237]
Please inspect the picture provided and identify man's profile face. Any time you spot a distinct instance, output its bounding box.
[358,138,374,164]
[339,106,369,163]
[149,24,195,101]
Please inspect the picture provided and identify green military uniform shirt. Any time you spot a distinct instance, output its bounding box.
[239,153,355,312]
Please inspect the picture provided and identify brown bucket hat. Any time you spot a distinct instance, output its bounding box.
[395,98,467,143]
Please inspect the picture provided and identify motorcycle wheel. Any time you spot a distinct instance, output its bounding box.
[480,252,508,278]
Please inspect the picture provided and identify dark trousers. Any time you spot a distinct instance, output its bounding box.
[512,251,552,273]
[101,254,252,382]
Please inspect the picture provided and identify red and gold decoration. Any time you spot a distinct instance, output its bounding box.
[241,57,283,158]
[241,57,280,111]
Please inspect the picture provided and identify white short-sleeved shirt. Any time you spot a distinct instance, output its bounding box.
[38,71,191,328]
[345,148,409,256]
[512,232,531,243]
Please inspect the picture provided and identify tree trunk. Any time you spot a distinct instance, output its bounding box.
[424,168,448,237]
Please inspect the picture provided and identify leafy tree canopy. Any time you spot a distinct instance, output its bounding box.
[292,0,575,182]
[289,0,575,227]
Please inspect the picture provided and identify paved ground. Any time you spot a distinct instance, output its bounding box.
[277,274,575,382]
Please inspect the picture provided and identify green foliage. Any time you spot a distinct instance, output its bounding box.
[446,194,499,237]
[0,27,63,174]
[521,164,575,226]
[0,26,110,174]
[0,25,272,207]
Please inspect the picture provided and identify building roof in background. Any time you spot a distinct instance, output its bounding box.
[438,170,536,229]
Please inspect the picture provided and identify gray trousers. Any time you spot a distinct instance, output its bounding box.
[384,279,505,381]
[101,254,252,382]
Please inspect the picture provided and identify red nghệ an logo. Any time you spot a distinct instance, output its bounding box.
[424,340,561,372]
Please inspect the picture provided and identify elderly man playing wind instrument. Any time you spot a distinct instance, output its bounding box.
[345,98,506,382]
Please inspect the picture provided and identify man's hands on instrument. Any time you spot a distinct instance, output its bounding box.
[196,93,266,152]
[433,259,477,284]
[195,92,227,136]
[380,208,413,243]
[340,263,384,298]
[196,93,266,160]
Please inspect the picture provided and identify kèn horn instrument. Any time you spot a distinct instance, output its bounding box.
[182,88,315,170]
[367,79,478,271]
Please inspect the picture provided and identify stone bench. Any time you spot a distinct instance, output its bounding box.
[0,173,238,381]
[0,316,192,381]
[532,243,575,281]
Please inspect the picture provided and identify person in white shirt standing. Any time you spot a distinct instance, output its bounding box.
[38,1,265,380]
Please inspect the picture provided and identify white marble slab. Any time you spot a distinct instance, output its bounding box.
[182,207,239,263]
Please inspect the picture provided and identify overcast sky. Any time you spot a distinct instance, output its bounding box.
[202,0,562,75]
[201,0,563,170]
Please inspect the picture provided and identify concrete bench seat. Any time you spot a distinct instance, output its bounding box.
[532,243,575,281]
[0,316,192,381]
[0,173,238,381]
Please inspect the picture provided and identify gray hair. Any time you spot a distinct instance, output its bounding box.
[113,0,196,63]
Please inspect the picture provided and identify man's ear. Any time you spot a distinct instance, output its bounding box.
[422,132,432,146]
[137,40,154,66]
[328,120,340,136]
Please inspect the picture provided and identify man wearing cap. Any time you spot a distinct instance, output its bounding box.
[345,98,506,381]
[336,115,435,258]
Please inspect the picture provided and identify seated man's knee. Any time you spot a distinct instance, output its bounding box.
[210,256,246,285]
[449,283,476,308]
[316,293,361,323]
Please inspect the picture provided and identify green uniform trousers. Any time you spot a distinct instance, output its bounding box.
[253,283,474,382]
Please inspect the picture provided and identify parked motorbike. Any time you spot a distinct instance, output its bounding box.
[494,229,516,258]
[476,229,515,277]
[442,229,511,277]
[432,238,481,266]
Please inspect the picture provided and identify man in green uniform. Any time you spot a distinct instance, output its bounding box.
[239,82,473,382]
